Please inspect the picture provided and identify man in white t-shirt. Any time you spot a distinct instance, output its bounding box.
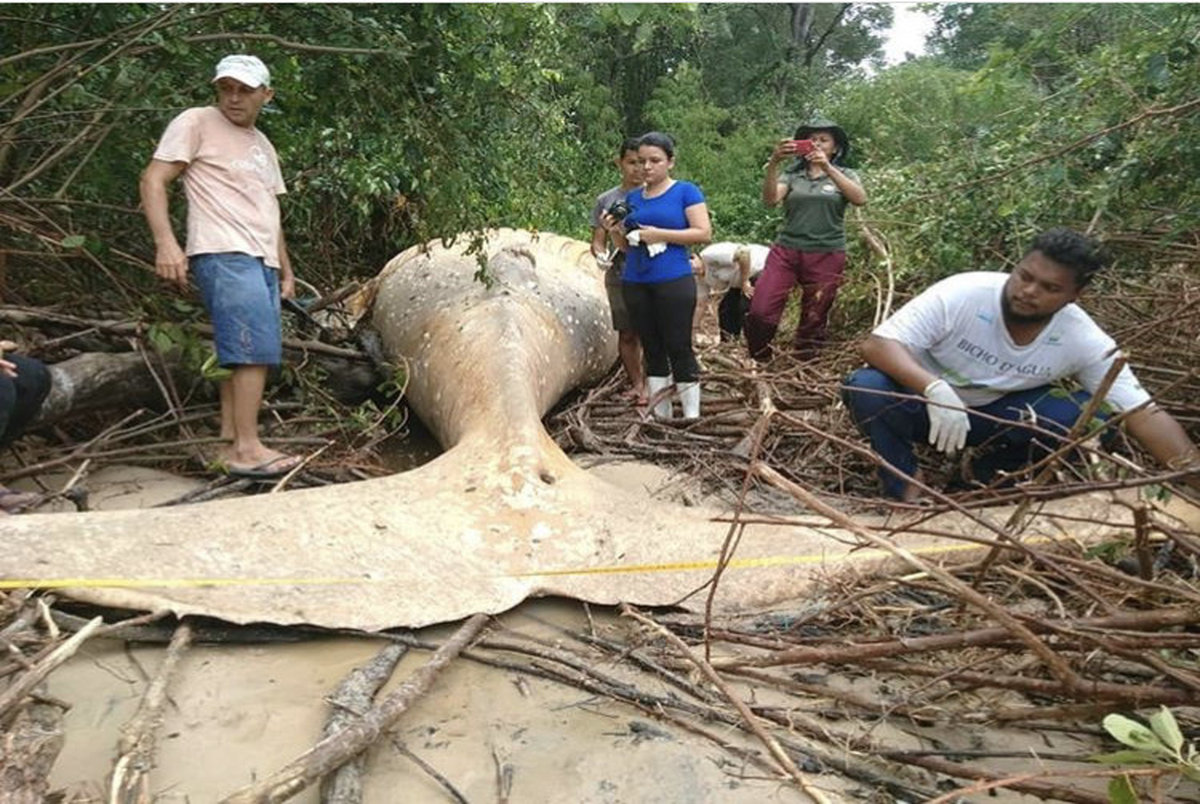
[140,54,301,479]
[842,228,1200,501]
[690,242,768,343]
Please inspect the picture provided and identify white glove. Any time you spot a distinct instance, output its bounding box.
[923,378,970,454]
[626,230,642,246]
[646,242,667,257]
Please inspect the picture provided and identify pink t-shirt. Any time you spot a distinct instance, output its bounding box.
[152,106,286,268]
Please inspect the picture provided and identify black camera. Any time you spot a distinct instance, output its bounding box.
[606,200,632,222]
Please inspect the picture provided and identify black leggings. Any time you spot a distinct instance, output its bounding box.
[0,355,51,446]
[623,275,699,382]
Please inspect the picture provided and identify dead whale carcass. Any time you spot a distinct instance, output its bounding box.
[371,229,617,480]
[0,230,1116,630]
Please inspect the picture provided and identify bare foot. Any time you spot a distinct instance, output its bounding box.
[618,386,648,406]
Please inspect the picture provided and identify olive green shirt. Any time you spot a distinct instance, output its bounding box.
[775,164,861,252]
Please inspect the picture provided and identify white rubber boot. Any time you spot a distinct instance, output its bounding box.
[679,381,701,420]
[646,375,674,420]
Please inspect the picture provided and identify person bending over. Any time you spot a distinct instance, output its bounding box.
[691,241,769,344]
[842,228,1200,501]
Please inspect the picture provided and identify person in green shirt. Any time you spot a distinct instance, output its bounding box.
[746,118,866,361]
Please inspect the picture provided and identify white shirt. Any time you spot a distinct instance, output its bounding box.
[697,242,768,294]
[873,272,1151,410]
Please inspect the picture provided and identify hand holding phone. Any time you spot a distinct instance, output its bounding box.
[789,139,815,155]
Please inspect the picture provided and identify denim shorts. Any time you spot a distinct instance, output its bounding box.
[190,252,282,366]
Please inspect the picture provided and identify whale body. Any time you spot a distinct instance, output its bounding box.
[0,229,1117,630]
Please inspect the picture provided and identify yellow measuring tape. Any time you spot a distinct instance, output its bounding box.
[0,535,1041,590]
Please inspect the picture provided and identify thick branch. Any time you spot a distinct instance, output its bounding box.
[220,613,488,804]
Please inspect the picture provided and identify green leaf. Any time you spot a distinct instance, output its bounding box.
[1090,750,1161,766]
[1107,775,1139,804]
[200,352,233,382]
[615,4,642,25]
[1148,707,1185,753]
[147,328,177,354]
[1103,714,1169,753]
[60,235,87,249]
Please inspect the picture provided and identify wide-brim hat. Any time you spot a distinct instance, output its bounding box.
[794,117,850,159]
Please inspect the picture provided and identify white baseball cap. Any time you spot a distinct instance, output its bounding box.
[212,54,270,88]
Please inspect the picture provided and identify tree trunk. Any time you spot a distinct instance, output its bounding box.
[32,349,380,428]
[788,3,814,64]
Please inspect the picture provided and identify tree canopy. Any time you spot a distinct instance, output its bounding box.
[1,2,1197,309]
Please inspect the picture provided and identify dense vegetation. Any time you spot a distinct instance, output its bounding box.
[2,3,1197,319]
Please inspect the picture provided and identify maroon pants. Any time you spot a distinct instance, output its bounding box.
[745,245,846,361]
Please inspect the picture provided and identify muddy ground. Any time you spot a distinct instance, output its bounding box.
[9,462,1181,803]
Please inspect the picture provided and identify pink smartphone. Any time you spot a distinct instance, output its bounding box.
[789,139,815,155]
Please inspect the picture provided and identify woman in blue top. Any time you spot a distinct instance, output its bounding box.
[605,132,711,420]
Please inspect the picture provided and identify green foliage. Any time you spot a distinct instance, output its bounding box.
[2,1,1197,331]
[1092,708,1200,800]
[1106,775,1139,804]
[199,352,232,383]
[821,3,1200,294]
[2,4,600,298]
[146,321,212,380]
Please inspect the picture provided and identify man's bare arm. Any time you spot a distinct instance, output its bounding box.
[590,225,609,259]
[139,159,189,286]
[736,249,752,296]
[1124,405,1200,491]
[277,229,295,300]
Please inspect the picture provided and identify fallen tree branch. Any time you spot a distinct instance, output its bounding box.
[712,606,1199,669]
[623,604,833,804]
[220,613,488,804]
[751,462,1087,692]
[0,306,368,361]
[0,615,101,725]
[318,642,408,804]
[109,620,194,804]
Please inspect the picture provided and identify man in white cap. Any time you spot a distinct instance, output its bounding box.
[140,54,301,478]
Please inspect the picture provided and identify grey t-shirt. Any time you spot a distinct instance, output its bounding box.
[590,184,632,228]
[591,184,634,277]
